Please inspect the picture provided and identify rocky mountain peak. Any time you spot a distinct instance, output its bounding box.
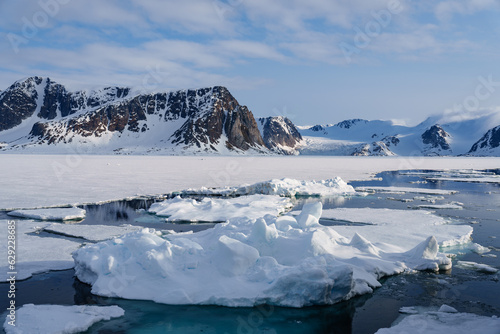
[468,125,500,155]
[421,124,452,154]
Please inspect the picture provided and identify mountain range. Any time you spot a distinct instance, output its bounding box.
[1,77,499,156]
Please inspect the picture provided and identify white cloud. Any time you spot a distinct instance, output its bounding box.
[434,0,499,21]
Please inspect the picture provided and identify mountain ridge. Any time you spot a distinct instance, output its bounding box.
[1,77,499,156]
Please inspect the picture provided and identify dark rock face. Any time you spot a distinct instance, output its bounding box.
[469,126,500,153]
[335,119,367,129]
[421,125,451,151]
[381,135,400,147]
[0,78,276,153]
[0,77,43,131]
[309,125,325,132]
[1,77,132,132]
[258,116,302,153]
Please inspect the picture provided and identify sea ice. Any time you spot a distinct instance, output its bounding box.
[180,177,356,197]
[43,223,143,242]
[319,208,473,253]
[7,207,86,221]
[149,195,293,222]
[456,261,498,273]
[375,305,500,334]
[3,304,124,334]
[355,186,458,195]
[73,202,457,307]
[0,220,81,281]
[413,203,463,210]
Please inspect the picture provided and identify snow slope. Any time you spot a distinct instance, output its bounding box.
[299,112,500,156]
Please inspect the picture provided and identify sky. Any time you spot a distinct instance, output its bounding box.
[0,0,500,126]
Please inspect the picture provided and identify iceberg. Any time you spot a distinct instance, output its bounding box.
[7,207,86,221]
[148,195,293,222]
[181,177,356,197]
[375,305,500,334]
[3,304,124,334]
[73,202,457,307]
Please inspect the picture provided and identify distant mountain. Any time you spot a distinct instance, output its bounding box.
[297,114,500,156]
[1,77,499,156]
[468,125,500,156]
[0,77,301,155]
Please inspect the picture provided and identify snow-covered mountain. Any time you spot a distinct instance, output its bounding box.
[468,125,500,156]
[297,113,500,156]
[1,77,499,156]
[0,77,301,155]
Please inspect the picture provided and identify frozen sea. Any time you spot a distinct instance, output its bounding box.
[0,156,499,333]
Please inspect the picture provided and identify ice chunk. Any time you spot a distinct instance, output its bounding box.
[182,177,356,197]
[3,304,124,334]
[413,203,463,210]
[355,186,458,195]
[376,306,500,334]
[149,195,292,222]
[73,202,459,307]
[43,223,143,242]
[456,261,498,273]
[0,220,81,281]
[438,304,458,313]
[7,207,86,221]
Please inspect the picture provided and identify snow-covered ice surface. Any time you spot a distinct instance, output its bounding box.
[355,186,458,195]
[0,220,81,281]
[1,155,499,210]
[375,305,500,334]
[401,169,500,184]
[73,202,459,307]
[319,208,473,252]
[180,177,356,197]
[43,223,143,242]
[149,195,293,222]
[3,304,124,334]
[7,207,86,221]
[456,261,498,273]
[413,203,463,210]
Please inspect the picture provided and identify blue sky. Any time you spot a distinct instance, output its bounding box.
[1,0,500,126]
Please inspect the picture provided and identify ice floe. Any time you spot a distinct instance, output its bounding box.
[7,207,86,221]
[318,208,473,252]
[413,203,463,210]
[180,177,356,197]
[375,305,500,334]
[0,220,81,281]
[149,195,293,222]
[456,261,498,273]
[355,186,457,195]
[73,202,461,308]
[3,304,124,334]
[43,223,143,242]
